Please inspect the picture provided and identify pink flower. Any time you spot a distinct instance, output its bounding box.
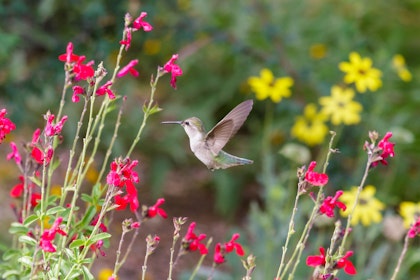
[146,198,168,219]
[120,27,133,51]
[372,132,395,167]
[306,247,357,276]
[163,54,183,89]
[408,217,420,238]
[72,86,85,103]
[213,233,244,264]
[182,222,208,255]
[305,161,328,186]
[117,59,139,78]
[96,81,115,99]
[39,217,67,252]
[7,142,22,165]
[132,12,153,32]
[58,42,79,63]
[32,128,41,145]
[319,190,347,218]
[45,112,68,137]
[0,108,16,144]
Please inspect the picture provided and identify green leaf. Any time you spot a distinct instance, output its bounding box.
[77,205,97,229]
[69,239,86,249]
[9,222,29,235]
[2,249,21,261]
[89,232,111,244]
[18,235,37,246]
[82,265,95,279]
[28,175,42,187]
[143,103,163,115]
[18,256,33,267]
[46,206,66,216]
[2,270,20,278]
[23,214,39,226]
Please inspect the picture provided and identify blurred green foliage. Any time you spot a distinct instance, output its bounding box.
[2,0,420,278]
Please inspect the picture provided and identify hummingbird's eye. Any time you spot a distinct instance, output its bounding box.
[184,121,189,126]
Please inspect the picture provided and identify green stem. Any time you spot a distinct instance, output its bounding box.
[390,232,410,280]
[189,238,213,280]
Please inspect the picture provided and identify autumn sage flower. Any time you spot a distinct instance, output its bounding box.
[213,233,244,264]
[39,217,67,252]
[117,59,139,78]
[144,198,168,219]
[162,54,183,89]
[182,222,208,255]
[306,247,357,276]
[319,190,347,218]
[0,108,16,144]
[305,161,328,186]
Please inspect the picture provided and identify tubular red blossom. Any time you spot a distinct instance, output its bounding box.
[163,54,183,89]
[146,198,168,219]
[372,131,395,167]
[45,113,68,136]
[306,247,326,267]
[335,251,357,275]
[96,81,115,99]
[72,86,85,103]
[182,222,208,255]
[319,190,347,218]
[0,108,16,144]
[39,217,67,252]
[32,128,41,144]
[10,176,25,198]
[73,57,95,81]
[408,217,420,238]
[133,12,153,32]
[213,233,244,265]
[305,161,328,186]
[117,59,139,78]
[7,142,22,165]
[58,42,80,63]
[120,27,133,51]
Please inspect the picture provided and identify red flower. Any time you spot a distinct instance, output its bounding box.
[114,193,139,212]
[117,59,139,78]
[307,247,357,276]
[10,176,41,208]
[72,86,85,103]
[146,198,168,219]
[106,158,140,189]
[305,161,328,186]
[45,112,68,137]
[319,190,347,218]
[0,108,16,144]
[408,217,420,238]
[182,222,208,255]
[39,217,67,252]
[7,142,22,165]
[132,12,153,32]
[372,132,395,167]
[31,146,53,165]
[120,27,133,51]
[335,251,357,275]
[213,233,244,264]
[96,80,115,99]
[163,54,183,89]
[10,176,25,198]
[58,42,80,63]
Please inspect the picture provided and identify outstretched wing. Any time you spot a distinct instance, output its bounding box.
[206,100,253,154]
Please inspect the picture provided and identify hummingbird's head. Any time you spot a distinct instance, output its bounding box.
[180,117,205,139]
[162,117,205,139]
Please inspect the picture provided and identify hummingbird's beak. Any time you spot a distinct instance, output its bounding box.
[161,121,182,125]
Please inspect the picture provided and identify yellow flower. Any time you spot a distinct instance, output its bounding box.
[98,268,117,280]
[319,86,362,125]
[392,54,412,82]
[399,201,420,228]
[248,68,294,103]
[291,103,329,146]
[340,185,385,226]
[310,43,327,59]
[339,52,382,93]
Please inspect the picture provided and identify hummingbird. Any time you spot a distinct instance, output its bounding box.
[162,100,254,170]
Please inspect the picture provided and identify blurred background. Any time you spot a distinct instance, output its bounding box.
[1,0,420,279]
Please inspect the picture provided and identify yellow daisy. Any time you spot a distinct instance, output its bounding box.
[340,185,385,226]
[291,103,329,146]
[319,86,362,125]
[399,201,420,228]
[248,68,294,103]
[339,52,382,93]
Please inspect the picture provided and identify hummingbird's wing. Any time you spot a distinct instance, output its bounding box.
[205,100,253,154]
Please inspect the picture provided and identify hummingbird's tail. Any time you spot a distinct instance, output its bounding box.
[214,150,253,170]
